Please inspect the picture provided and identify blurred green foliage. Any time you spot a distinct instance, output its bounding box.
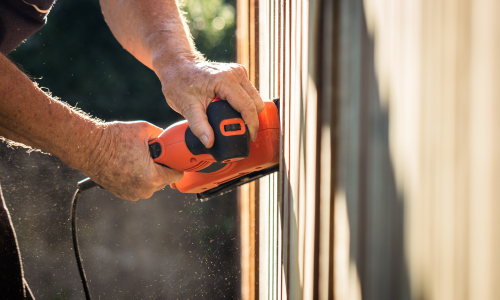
[8,0,236,125]
[184,0,236,59]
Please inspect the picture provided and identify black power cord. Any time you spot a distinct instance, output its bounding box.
[71,178,99,300]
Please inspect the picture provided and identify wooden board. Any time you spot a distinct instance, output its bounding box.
[237,0,500,299]
[244,0,337,299]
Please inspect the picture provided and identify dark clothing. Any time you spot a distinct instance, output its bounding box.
[0,185,34,300]
[0,0,55,54]
[1,1,55,299]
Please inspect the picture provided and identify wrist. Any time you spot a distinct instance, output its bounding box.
[151,50,201,78]
[77,122,112,177]
[152,56,210,98]
[148,28,205,77]
[56,120,106,175]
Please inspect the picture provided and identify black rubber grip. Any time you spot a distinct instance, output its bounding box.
[185,101,250,163]
[149,142,162,159]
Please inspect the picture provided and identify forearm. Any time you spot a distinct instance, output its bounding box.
[0,54,102,170]
[100,0,264,148]
[100,0,202,71]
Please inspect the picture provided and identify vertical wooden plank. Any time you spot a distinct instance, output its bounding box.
[250,0,259,87]
[334,1,364,299]
[238,184,251,300]
[273,173,279,300]
[238,182,258,300]
[269,2,280,299]
[257,0,271,298]
[451,2,471,300]
[287,0,302,298]
[468,0,500,299]
[237,0,259,298]
[280,0,291,297]
[258,0,270,99]
[293,0,305,296]
[271,1,283,299]
[301,0,320,298]
[252,182,259,300]
[237,0,250,71]
[317,0,337,298]
[236,1,251,296]
[278,0,287,298]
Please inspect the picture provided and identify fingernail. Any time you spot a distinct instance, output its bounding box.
[201,134,209,147]
[253,132,258,141]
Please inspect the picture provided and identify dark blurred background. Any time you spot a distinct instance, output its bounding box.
[8,0,236,123]
[1,0,240,299]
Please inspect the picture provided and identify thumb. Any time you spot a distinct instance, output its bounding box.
[182,101,215,148]
[155,163,184,186]
[142,122,165,140]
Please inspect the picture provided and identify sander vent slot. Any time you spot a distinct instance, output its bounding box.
[185,161,211,172]
[216,172,250,185]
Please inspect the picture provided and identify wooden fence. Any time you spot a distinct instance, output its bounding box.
[236,0,500,299]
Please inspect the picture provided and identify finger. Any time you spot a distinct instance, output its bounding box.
[181,100,215,148]
[115,189,140,202]
[240,79,265,113]
[220,84,260,141]
[155,163,183,185]
[232,65,265,114]
[155,182,169,191]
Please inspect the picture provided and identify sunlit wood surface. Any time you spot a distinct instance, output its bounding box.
[239,0,335,299]
[237,0,259,298]
[239,0,500,299]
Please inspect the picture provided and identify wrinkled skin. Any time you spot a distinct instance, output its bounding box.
[78,59,264,200]
[1,0,265,202]
[81,122,183,201]
[95,0,265,200]
[156,60,265,148]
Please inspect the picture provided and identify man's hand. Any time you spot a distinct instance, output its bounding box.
[81,121,183,201]
[100,0,264,148]
[155,60,264,148]
[0,54,180,201]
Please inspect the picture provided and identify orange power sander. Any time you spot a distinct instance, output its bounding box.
[76,98,280,201]
[72,98,280,300]
[148,97,280,201]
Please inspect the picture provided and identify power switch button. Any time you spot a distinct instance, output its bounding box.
[220,118,246,136]
[224,124,242,132]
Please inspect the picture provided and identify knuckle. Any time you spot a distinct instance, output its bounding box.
[151,178,164,188]
[234,65,248,78]
[126,194,139,202]
[138,190,154,200]
[243,97,257,112]
[165,170,183,183]
[222,69,237,81]
[157,183,168,191]
[180,102,203,122]
[174,171,184,182]
[202,80,216,99]
[184,100,202,114]
[255,100,265,112]
[188,118,207,134]
[218,68,238,83]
